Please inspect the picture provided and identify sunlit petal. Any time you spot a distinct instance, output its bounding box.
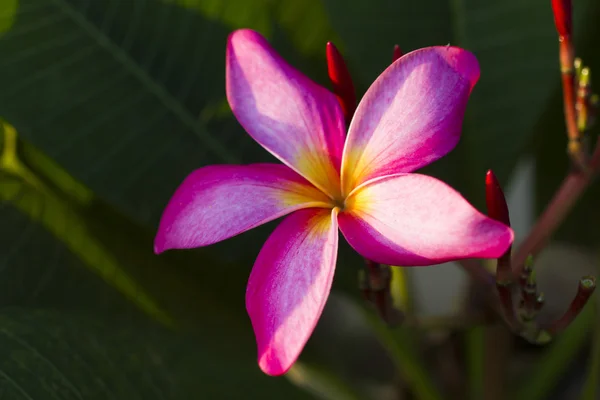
[154,164,331,253]
[246,208,339,375]
[227,29,346,199]
[341,46,479,194]
[339,173,513,265]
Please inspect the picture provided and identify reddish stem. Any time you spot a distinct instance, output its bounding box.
[496,282,517,328]
[513,130,600,275]
[512,171,588,274]
[364,260,394,323]
[558,38,588,169]
[547,276,596,335]
[560,39,578,138]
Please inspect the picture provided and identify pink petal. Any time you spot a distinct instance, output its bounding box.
[341,46,480,194]
[338,173,513,266]
[154,164,331,253]
[246,208,339,375]
[226,29,346,199]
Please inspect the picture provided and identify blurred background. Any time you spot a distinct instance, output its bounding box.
[0,0,599,398]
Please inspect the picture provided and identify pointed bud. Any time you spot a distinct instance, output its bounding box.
[485,170,511,227]
[326,42,356,124]
[485,170,512,274]
[392,45,403,63]
[486,170,517,325]
[551,0,572,39]
[547,276,596,335]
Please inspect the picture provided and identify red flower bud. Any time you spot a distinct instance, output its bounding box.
[326,42,356,124]
[485,170,512,279]
[392,45,403,63]
[485,170,511,227]
[551,0,572,38]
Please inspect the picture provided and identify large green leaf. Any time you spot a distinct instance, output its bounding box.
[0,0,17,36]
[320,0,596,206]
[0,121,173,324]
[0,0,241,227]
[0,120,257,327]
[0,308,309,399]
[0,189,312,398]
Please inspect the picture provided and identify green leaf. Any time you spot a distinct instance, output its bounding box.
[0,308,310,399]
[0,121,172,325]
[287,362,364,400]
[169,0,340,57]
[319,0,596,206]
[0,117,266,327]
[0,0,18,36]
[0,0,238,225]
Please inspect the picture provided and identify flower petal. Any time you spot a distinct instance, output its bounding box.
[154,164,331,253]
[226,29,346,199]
[341,46,480,194]
[246,208,339,375]
[339,174,513,266]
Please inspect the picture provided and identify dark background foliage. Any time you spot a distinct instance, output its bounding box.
[0,0,599,398]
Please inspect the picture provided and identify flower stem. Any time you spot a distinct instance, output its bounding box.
[512,136,600,275]
[496,281,517,328]
[513,296,595,400]
[558,37,588,169]
[458,259,495,286]
[513,14,600,275]
[361,260,402,325]
[546,276,596,335]
[512,171,586,273]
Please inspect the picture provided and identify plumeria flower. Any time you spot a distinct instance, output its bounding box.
[154,29,514,376]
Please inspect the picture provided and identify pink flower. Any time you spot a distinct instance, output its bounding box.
[154,29,514,376]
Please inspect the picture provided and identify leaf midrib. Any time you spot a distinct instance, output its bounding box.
[51,0,239,164]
